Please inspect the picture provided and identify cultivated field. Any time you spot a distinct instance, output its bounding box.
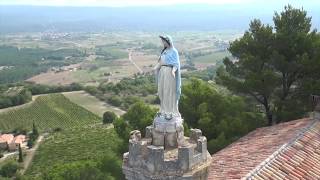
[24,124,122,179]
[1,31,240,86]
[62,91,125,117]
[0,94,101,133]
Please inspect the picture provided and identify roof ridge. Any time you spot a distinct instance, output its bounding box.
[243,118,318,180]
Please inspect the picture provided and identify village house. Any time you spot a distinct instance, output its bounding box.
[0,134,14,150]
[0,134,27,152]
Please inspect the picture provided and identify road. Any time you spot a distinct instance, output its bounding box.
[20,135,44,175]
[128,50,143,74]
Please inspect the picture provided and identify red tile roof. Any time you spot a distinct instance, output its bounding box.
[13,134,26,144]
[0,134,14,144]
[246,119,320,179]
[208,118,315,180]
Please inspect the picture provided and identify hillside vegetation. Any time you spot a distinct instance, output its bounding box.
[0,46,85,83]
[0,94,101,133]
[24,124,123,179]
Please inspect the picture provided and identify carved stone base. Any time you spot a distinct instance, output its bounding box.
[122,127,211,180]
[152,114,184,148]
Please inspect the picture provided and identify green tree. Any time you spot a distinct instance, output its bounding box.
[27,139,33,148]
[97,152,124,180]
[44,160,112,180]
[0,161,19,178]
[31,120,39,140]
[113,101,157,153]
[18,144,23,163]
[122,101,157,136]
[102,111,117,124]
[180,78,264,153]
[216,5,319,125]
[272,5,319,122]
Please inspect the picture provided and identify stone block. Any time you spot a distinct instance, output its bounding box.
[178,145,194,172]
[190,129,202,142]
[146,145,164,174]
[152,130,165,146]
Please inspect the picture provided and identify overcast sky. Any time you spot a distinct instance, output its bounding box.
[1,0,320,7]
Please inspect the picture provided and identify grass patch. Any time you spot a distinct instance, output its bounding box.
[63,91,125,117]
[193,51,231,64]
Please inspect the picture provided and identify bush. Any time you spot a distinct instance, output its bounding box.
[107,96,122,107]
[0,161,19,178]
[102,111,117,124]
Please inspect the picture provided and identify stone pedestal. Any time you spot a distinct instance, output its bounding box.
[152,113,185,149]
[122,115,211,180]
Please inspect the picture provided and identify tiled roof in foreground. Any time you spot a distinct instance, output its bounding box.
[246,118,320,179]
[209,118,317,179]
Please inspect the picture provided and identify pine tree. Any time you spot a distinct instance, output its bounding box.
[216,5,319,125]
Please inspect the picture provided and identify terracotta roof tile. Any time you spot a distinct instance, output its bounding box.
[0,134,14,144]
[208,118,313,180]
[246,119,320,179]
[13,134,26,144]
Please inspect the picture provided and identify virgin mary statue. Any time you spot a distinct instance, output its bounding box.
[154,35,181,120]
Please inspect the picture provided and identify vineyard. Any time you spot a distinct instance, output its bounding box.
[24,124,122,178]
[0,94,101,133]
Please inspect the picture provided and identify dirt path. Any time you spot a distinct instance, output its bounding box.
[0,151,18,163]
[20,135,44,175]
[128,50,143,74]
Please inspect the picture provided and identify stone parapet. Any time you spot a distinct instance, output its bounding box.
[123,127,211,180]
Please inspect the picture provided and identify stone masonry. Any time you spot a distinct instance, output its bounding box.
[122,116,211,180]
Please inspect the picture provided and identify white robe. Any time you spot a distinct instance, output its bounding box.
[154,55,180,117]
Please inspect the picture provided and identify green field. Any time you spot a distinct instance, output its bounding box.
[193,51,231,64]
[24,124,122,179]
[0,94,101,133]
[63,91,125,117]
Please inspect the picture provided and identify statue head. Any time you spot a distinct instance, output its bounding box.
[159,35,173,49]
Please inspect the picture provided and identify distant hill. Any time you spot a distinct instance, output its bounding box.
[0,4,319,33]
[0,93,101,133]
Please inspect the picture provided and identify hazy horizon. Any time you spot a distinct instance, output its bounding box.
[1,0,320,7]
[0,1,319,33]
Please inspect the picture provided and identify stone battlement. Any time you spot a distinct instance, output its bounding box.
[122,127,211,180]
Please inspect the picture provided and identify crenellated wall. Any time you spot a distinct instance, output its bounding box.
[122,126,211,180]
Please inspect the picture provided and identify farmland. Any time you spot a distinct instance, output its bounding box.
[24,124,122,179]
[0,45,86,84]
[0,94,101,133]
[62,91,125,117]
[0,31,240,86]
